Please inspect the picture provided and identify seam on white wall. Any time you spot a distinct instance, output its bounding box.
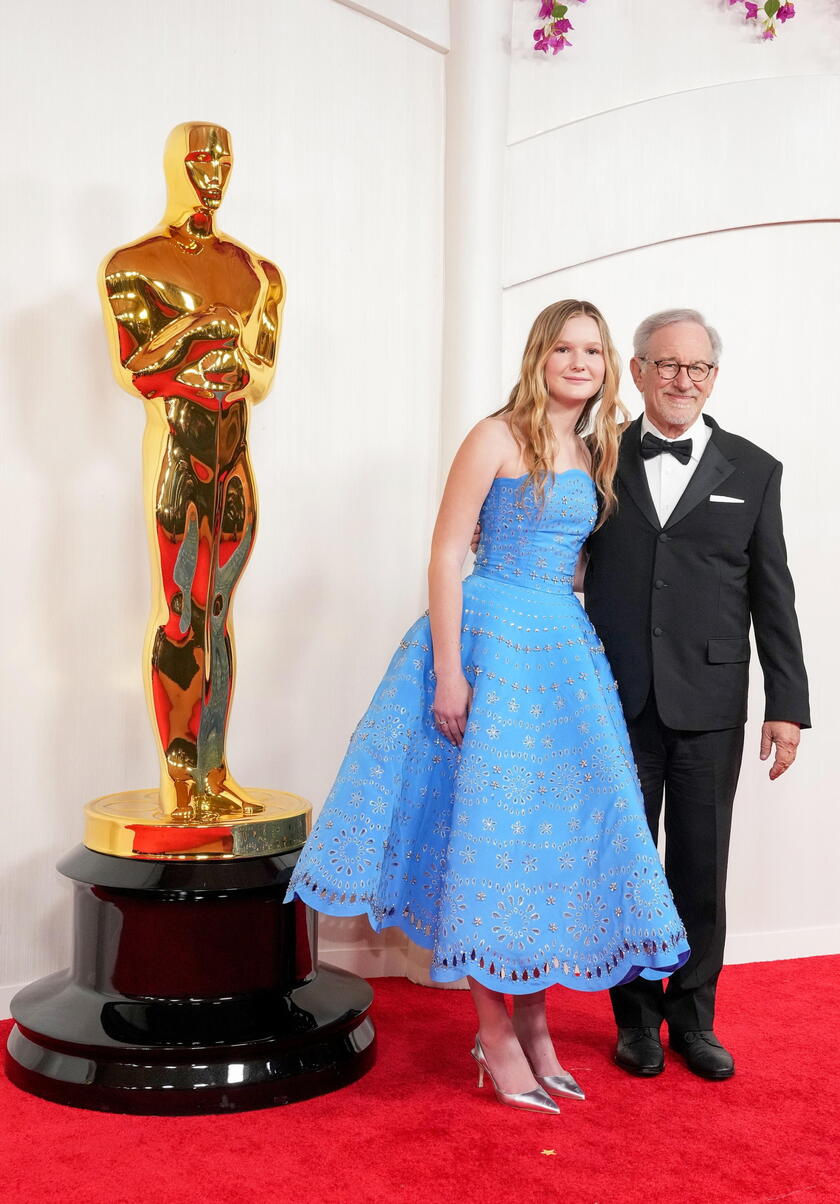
[724,924,840,966]
[332,0,450,53]
[5,924,839,1017]
[507,72,836,146]
[502,219,840,290]
[315,943,408,979]
[0,952,409,1021]
[0,983,27,1023]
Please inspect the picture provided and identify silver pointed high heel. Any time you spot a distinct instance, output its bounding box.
[471,1035,560,1115]
[515,1032,586,1100]
[533,1069,585,1101]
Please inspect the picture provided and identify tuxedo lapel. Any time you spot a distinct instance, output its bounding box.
[664,420,735,530]
[617,417,661,530]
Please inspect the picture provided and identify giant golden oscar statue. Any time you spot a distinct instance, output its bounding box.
[5,124,375,1113]
[100,122,282,825]
[84,121,308,856]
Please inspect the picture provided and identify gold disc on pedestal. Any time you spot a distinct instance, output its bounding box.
[84,789,311,860]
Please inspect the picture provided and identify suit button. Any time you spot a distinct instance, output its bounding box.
[658,533,670,543]
[654,579,666,589]
[653,627,663,637]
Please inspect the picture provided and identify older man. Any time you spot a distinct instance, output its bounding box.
[583,308,810,1080]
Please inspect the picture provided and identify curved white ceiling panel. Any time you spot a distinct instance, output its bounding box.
[504,75,840,287]
[509,0,840,142]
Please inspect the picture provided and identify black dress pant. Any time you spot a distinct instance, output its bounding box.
[609,692,745,1034]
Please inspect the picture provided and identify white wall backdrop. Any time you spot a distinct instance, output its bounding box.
[505,75,840,283]
[508,0,840,138]
[1,0,838,1014]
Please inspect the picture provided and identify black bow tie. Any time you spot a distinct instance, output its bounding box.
[640,432,693,466]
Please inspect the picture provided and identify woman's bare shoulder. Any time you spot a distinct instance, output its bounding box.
[465,414,520,456]
[471,414,512,438]
[452,415,510,458]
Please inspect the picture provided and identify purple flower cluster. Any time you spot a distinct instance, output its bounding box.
[729,0,794,39]
[533,1,795,57]
[533,0,583,54]
[533,24,572,54]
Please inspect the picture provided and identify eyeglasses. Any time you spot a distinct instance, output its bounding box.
[639,357,716,383]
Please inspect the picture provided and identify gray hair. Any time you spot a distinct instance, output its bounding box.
[633,308,722,362]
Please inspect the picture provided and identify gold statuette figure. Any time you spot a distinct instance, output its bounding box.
[92,123,308,855]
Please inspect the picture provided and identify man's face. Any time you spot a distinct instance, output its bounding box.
[184,127,232,211]
[630,321,718,437]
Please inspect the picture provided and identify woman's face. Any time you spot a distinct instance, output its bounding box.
[543,315,606,407]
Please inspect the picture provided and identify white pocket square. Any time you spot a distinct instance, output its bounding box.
[710,495,744,503]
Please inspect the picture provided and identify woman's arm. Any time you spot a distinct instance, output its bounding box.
[428,420,508,746]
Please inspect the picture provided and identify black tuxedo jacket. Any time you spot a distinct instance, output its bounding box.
[583,414,810,731]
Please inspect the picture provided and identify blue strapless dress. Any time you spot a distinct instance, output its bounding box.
[287,471,689,992]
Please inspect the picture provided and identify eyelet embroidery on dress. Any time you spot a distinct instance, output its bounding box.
[285,473,690,991]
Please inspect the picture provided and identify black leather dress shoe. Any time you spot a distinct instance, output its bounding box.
[669,1030,734,1080]
[614,1026,665,1076]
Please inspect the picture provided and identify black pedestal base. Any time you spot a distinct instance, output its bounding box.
[5,846,375,1114]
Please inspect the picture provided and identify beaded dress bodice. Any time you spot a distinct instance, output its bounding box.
[472,470,597,595]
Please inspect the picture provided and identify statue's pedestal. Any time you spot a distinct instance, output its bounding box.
[5,846,375,1114]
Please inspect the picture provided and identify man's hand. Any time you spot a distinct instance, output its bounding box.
[760,720,801,781]
[470,523,481,555]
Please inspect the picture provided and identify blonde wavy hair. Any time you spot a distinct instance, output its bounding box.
[495,299,628,526]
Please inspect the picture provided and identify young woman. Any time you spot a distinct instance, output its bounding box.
[286,300,689,1114]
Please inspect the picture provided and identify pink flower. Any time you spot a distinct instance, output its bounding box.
[556,17,573,33]
[548,32,570,53]
[538,1,553,18]
[762,24,777,38]
[745,2,758,16]
[777,3,795,21]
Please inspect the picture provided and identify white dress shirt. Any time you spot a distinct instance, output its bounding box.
[641,413,711,526]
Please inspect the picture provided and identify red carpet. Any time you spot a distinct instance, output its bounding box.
[3,955,838,1204]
